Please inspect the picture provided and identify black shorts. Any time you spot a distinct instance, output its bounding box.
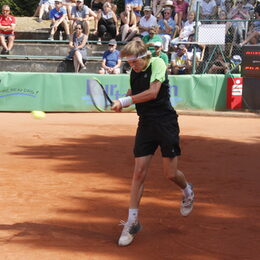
[134,114,181,158]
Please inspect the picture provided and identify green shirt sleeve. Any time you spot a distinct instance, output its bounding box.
[150,57,166,83]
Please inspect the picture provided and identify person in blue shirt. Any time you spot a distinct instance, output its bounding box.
[125,0,143,22]
[98,39,121,74]
[158,7,176,52]
[48,0,70,40]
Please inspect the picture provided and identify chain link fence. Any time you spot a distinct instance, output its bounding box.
[193,18,251,74]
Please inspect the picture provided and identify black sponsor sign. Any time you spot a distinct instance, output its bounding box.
[241,45,260,78]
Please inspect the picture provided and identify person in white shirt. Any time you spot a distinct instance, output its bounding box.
[138,6,158,37]
[200,0,218,20]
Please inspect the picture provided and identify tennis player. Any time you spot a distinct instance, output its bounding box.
[111,40,194,247]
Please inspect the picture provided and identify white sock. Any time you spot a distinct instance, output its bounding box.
[127,208,138,224]
[182,183,192,198]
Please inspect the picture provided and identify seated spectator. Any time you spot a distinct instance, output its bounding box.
[48,0,70,40]
[152,41,169,65]
[142,26,163,54]
[227,0,250,43]
[243,0,255,18]
[125,0,143,22]
[230,54,242,73]
[97,2,118,45]
[185,34,205,65]
[91,0,104,34]
[171,10,197,45]
[99,39,121,74]
[158,7,176,52]
[221,0,234,14]
[200,0,218,20]
[153,0,175,19]
[240,4,260,45]
[120,4,138,42]
[62,0,76,20]
[0,5,16,55]
[70,0,97,39]
[36,0,55,22]
[173,0,189,29]
[170,44,190,74]
[67,23,88,72]
[139,6,158,37]
[107,0,117,14]
[208,52,230,73]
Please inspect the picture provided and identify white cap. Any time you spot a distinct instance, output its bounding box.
[143,6,152,12]
[154,42,162,47]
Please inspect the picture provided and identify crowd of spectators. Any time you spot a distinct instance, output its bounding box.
[0,0,259,73]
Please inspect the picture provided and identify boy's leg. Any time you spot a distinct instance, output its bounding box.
[118,155,152,246]
[163,157,194,216]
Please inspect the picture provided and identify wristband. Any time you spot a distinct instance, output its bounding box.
[118,96,133,108]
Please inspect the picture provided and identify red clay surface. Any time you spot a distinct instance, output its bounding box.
[0,112,259,260]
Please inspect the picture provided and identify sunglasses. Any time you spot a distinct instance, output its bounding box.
[164,12,170,14]
[2,10,10,12]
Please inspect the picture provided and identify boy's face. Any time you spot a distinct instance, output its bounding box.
[127,57,148,73]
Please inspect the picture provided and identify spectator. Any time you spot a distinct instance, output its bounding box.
[153,0,175,19]
[0,5,16,55]
[120,3,138,42]
[99,39,121,74]
[243,0,255,18]
[200,0,218,20]
[171,10,197,44]
[185,34,205,65]
[142,26,163,54]
[70,0,97,39]
[125,0,143,22]
[36,0,55,22]
[139,6,158,37]
[152,41,169,65]
[208,52,230,73]
[170,44,190,74]
[227,0,250,43]
[97,2,118,45]
[173,0,189,29]
[67,23,88,72]
[221,0,234,14]
[91,0,104,34]
[158,7,176,52]
[48,0,70,40]
[62,0,77,20]
[230,54,242,73]
[107,0,117,14]
[240,5,260,45]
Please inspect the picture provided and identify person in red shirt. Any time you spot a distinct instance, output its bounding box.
[0,5,16,54]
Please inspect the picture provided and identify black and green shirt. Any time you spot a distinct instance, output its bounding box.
[130,57,175,119]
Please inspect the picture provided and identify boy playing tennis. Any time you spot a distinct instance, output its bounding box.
[111,40,194,247]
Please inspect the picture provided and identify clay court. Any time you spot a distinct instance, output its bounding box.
[0,112,259,260]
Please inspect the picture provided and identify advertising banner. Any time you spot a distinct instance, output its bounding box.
[0,72,230,111]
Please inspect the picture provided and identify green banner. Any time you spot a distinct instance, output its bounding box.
[0,72,237,111]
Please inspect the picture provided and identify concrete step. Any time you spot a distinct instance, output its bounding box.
[0,59,104,73]
[9,42,118,56]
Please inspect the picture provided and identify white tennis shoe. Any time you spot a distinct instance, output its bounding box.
[118,220,142,246]
[180,183,194,217]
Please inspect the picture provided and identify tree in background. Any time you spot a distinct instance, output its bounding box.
[0,0,39,16]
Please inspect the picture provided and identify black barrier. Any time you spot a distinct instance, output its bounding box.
[241,45,260,78]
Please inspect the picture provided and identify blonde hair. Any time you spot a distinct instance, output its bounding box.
[103,2,111,8]
[120,40,151,60]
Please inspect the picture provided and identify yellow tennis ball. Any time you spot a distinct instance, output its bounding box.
[31,111,46,119]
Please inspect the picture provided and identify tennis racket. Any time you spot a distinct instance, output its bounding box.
[88,78,114,112]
